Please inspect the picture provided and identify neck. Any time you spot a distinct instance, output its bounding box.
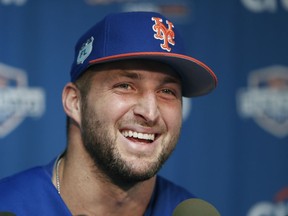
[53,146,156,216]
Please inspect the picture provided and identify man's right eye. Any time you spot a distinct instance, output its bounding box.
[117,83,130,89]
[114,83,134,91]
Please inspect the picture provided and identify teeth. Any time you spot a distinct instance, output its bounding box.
[122,130,155,141]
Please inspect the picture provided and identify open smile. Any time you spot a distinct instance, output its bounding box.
[121,130,156,143]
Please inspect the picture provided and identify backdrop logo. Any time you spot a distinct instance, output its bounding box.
[247,187,288,216]
[241,0,288,13]
[0,0,27,6]
[237,65,288,138]
[182,97,191,121]
[85,0,136,5]
[0,63,45,138]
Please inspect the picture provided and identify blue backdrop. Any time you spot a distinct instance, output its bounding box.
[1,0,288,215]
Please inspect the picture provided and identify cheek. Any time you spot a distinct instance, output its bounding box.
[92,95,132,122]
[161,103,183,129]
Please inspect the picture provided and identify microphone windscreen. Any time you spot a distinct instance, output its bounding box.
[0,213,16,216]
[172,198,221,216]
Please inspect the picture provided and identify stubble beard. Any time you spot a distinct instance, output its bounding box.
[80,100,180,186]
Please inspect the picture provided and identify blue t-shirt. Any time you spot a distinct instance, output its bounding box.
[0,159,195,216]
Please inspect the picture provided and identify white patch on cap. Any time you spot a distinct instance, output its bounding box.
[77,36,94,64]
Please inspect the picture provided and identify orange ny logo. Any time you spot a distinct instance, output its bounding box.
[151,17,175,52]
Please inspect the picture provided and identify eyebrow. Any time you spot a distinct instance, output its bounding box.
[161,76,181,85]
[115,70,181,85]
[116,70,142,80]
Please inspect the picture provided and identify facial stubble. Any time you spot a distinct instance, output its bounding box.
[80,98,180,186]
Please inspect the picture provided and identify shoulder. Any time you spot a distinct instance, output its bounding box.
[0,166,47,194]
[0,160,71,215]
[0,165,51,204]
[145,175,196,216]
[155,175,195,199]
[0,160,54,198]
[0,166,46,212]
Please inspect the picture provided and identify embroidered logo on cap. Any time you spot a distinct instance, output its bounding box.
[77,36,94,64]
[152,17,175,52]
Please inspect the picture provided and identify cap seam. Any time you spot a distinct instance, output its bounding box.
[103,16,109,58]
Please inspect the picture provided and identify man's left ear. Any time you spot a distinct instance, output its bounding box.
[62,82,81,125]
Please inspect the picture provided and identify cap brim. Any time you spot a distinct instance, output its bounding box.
[89,52,217,97]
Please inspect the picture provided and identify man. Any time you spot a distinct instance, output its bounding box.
[0,11,217,215]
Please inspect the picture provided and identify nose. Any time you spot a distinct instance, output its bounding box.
[133,92,160,125]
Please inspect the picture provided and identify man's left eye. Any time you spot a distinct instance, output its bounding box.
[161,89,175,95]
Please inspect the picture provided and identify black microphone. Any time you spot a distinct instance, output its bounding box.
[0,213,16,216]
[173,198,221,216]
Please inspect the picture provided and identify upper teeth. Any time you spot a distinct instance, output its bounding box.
[122,130,155,141]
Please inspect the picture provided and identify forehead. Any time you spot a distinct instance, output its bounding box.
[88,59,181,81]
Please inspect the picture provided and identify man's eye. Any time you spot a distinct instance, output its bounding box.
[116,83,132,89]
[161,89,175,95]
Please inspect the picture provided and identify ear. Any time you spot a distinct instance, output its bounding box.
[62,82,81,125]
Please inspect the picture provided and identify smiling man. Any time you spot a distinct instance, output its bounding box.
[0,11,217,215]
[71,60,182,184]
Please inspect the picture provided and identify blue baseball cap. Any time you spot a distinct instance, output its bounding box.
[70,11,217,97]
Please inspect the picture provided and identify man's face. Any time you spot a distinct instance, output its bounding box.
[80,60,183,184]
